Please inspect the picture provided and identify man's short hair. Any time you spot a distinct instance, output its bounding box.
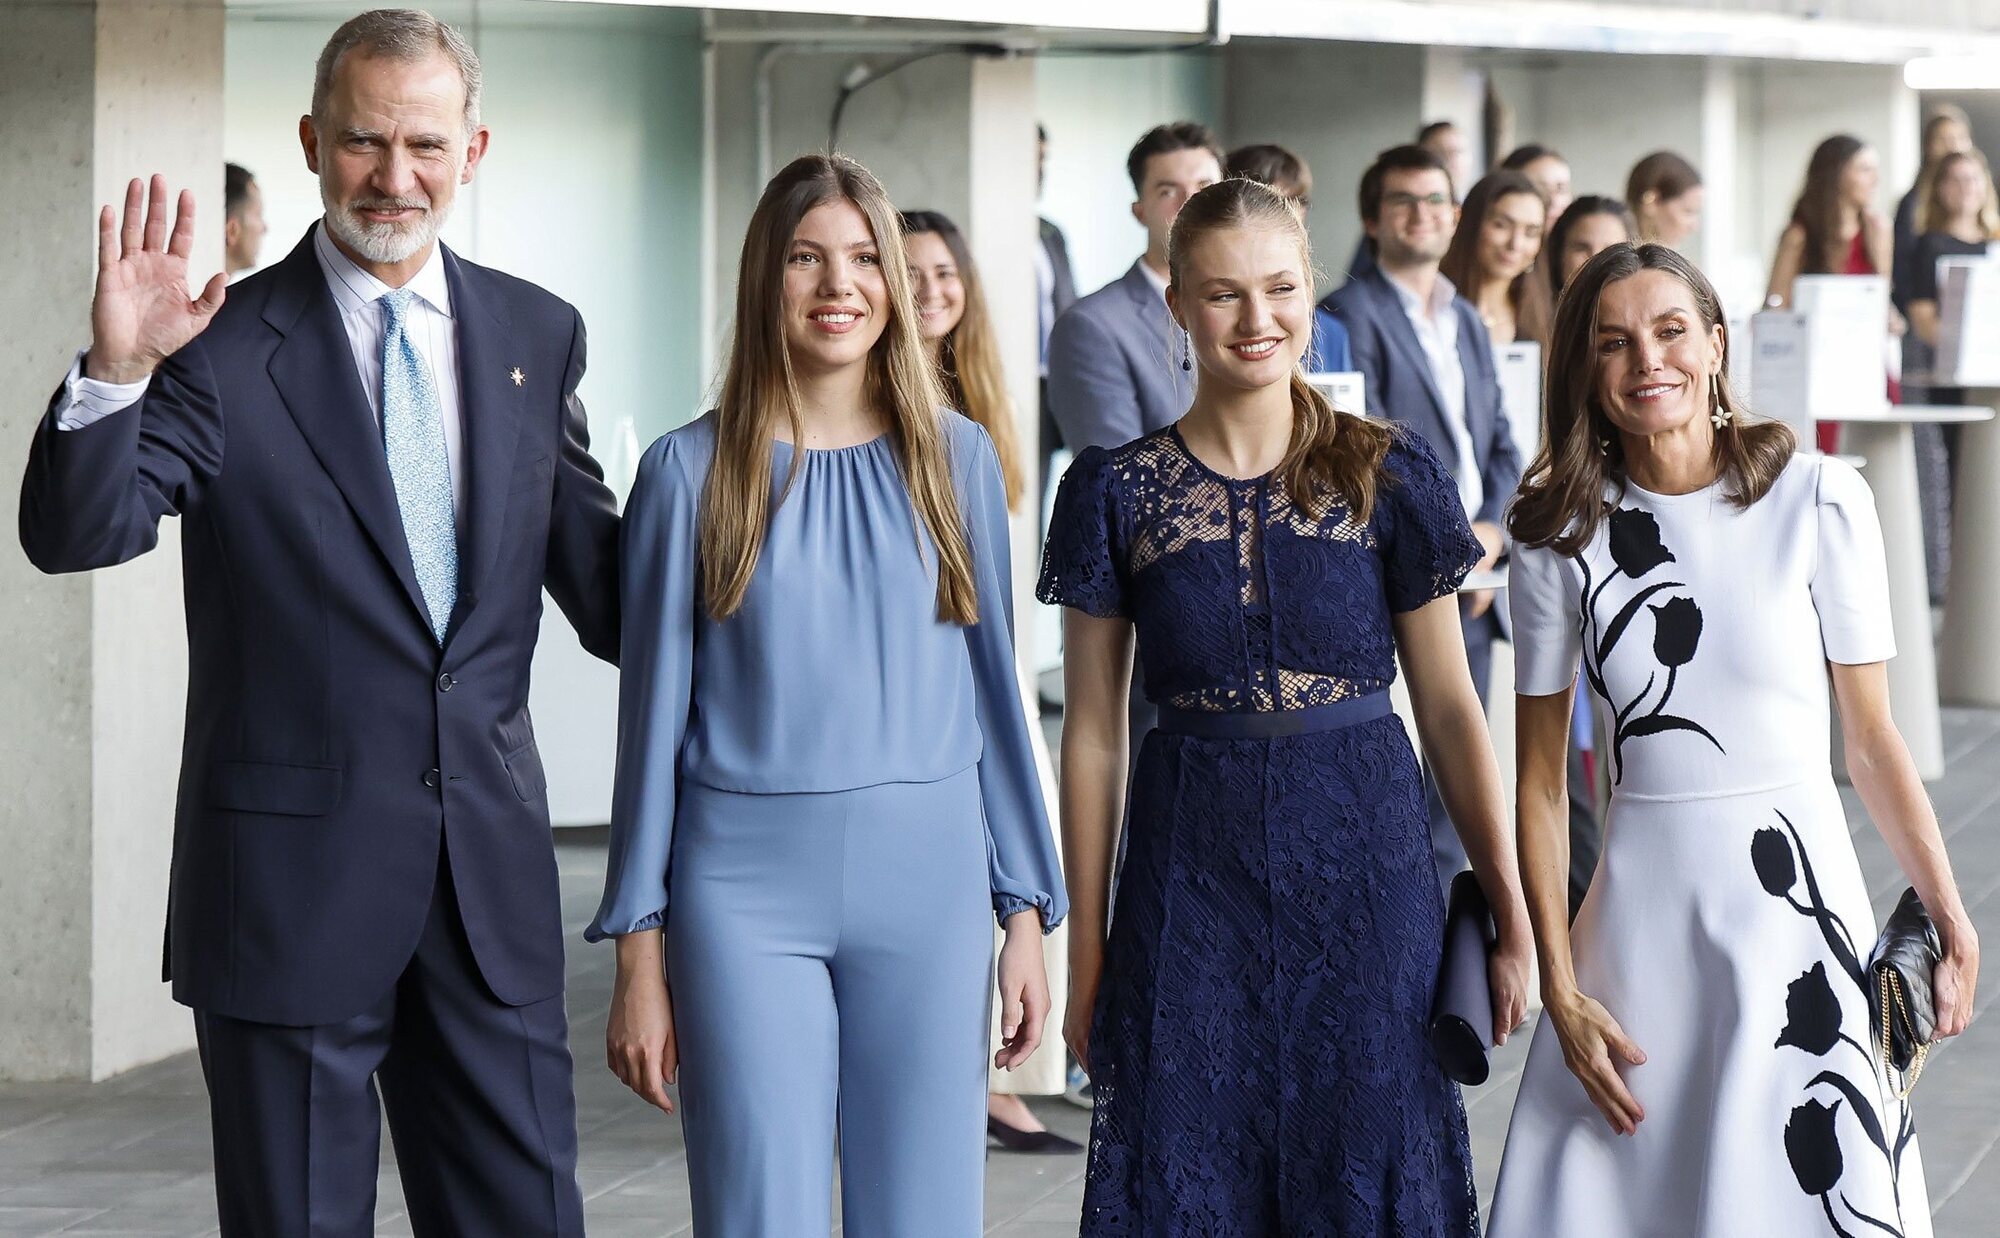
[312,8,483,135]
[225,163,255,220]
[1126,122,1225,198]
[1225,144,1312,202]
[1359,144,1453,224]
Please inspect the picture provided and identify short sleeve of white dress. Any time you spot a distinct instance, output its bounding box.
[1810,456,1898,665]
[1509,540,1584,696]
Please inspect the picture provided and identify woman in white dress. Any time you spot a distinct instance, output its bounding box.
[1487,242,1980,1238]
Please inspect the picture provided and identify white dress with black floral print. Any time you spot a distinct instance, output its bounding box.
[1487,453,1931,1238]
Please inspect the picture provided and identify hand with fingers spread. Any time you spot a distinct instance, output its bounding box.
[992,910,1052,1072]
[87,174,229,386]
[1546,986,1648,1136]
[607,931,679,1115]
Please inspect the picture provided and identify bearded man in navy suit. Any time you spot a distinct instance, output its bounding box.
[19,10,618,1234]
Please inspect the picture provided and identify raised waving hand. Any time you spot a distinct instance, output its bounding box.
[86,175,228,385]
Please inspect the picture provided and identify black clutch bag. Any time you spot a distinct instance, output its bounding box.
[1430,871,1495,1086]
[1868,887,1941,1097]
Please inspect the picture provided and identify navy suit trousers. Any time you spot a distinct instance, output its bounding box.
[192,843,584,1238]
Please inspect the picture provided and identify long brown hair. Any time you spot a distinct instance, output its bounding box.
[700,154,977,624]
[1169,178,1396,523]
[1916,148,2000,239]
[1440,169,1554,346]
[898,209,1026,511]
[1788,135,1870,275]
[1509,242,1795,555]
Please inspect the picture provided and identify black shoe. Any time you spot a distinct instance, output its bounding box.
[987,1114,1084,1154]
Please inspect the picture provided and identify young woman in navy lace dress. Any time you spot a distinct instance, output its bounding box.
[1040,178,1534,1236]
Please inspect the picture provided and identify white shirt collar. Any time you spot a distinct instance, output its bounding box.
[1136,258,1170,302]
[1385,267,1457,323]
[313,222,454,321]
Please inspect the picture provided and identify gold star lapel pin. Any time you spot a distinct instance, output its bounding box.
[509,367,525,387]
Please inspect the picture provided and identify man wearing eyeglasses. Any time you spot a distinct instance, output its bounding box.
[1325,143,1520,891]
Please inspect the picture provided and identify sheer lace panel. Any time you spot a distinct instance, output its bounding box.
[1038,428,1479,716]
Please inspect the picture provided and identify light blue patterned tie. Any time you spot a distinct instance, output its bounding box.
[378,288,458,643]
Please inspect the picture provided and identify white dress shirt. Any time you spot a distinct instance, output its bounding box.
[55,224,468,518]
[1385,269,1482,520]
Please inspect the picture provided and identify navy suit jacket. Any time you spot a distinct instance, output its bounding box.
[1322,266,1520,530]
[19,226,621,1026]
[1045,260,1193,453]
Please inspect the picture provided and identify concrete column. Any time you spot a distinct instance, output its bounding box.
[1222,40,1428,296]
[1,0,220,1081]
[964,55,1043,654]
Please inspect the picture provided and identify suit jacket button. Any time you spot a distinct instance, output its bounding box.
[438,673,456,692]
[423,768,441,789]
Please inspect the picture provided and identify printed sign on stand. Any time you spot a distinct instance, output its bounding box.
[1751,275,1889,437]
[1935,256,2000,386]
[1497,342,1542,465]
[1306,371,1368,418]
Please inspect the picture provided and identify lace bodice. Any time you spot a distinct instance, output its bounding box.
[1039,424,1482,712]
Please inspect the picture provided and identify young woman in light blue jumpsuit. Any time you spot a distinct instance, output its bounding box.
[588,154,1067,1237]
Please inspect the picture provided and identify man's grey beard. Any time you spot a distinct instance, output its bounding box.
[321,180,451,265]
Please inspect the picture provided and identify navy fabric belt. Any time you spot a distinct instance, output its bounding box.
[1154,691,1393,739]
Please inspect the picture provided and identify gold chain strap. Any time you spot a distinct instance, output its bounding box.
[1878,968,1930,1100]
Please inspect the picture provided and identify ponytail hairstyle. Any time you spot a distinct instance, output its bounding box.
[1510,242,1795,556]
[701,154,977,624]
[898,209,1027,511]
[1168,177,1396,523]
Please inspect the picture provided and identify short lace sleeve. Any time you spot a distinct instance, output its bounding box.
[1378,430,1483,612]
[1811,456,1896,665]
[1037,447,1126,617]
[1509,541,1584,695]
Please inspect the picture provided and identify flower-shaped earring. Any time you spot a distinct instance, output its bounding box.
[1709,373,1732,430]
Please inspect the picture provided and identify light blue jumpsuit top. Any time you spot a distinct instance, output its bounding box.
[586,410,1068,942]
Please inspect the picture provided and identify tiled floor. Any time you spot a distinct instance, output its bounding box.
[3,709,1998,1236]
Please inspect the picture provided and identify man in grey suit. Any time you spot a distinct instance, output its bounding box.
[1325,144,1521,889]
[1044,121,1222,454]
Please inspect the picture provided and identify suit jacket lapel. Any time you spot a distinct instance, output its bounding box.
[1453,305,1493,476]
[1122,261,1192,415]
[263,228,432,631]
[446,248,524,632]
[1369,270,1457,468]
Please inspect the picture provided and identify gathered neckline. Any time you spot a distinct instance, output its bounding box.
[772,433,890,456]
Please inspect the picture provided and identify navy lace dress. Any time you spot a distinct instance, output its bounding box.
[1039,425,1483,1237]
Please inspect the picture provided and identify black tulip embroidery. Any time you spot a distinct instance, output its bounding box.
[1752,826,1799,897]
[1607,507,1676,576]
[1650,597,1703,667]
[1756,817,1917,1238]
[1576,508,1724,783]
[1786,1099,1845,1196]
[1775,963,1844,1057]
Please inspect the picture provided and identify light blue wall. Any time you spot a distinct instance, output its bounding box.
[224,5,705,483]
[1035,49,1222,299]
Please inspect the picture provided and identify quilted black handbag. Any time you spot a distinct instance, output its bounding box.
[1868,887,1942,1097]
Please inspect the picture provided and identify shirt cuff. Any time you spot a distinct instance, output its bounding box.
[55,348,151,431]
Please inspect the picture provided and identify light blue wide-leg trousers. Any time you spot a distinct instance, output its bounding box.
[667,766,993,1237]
